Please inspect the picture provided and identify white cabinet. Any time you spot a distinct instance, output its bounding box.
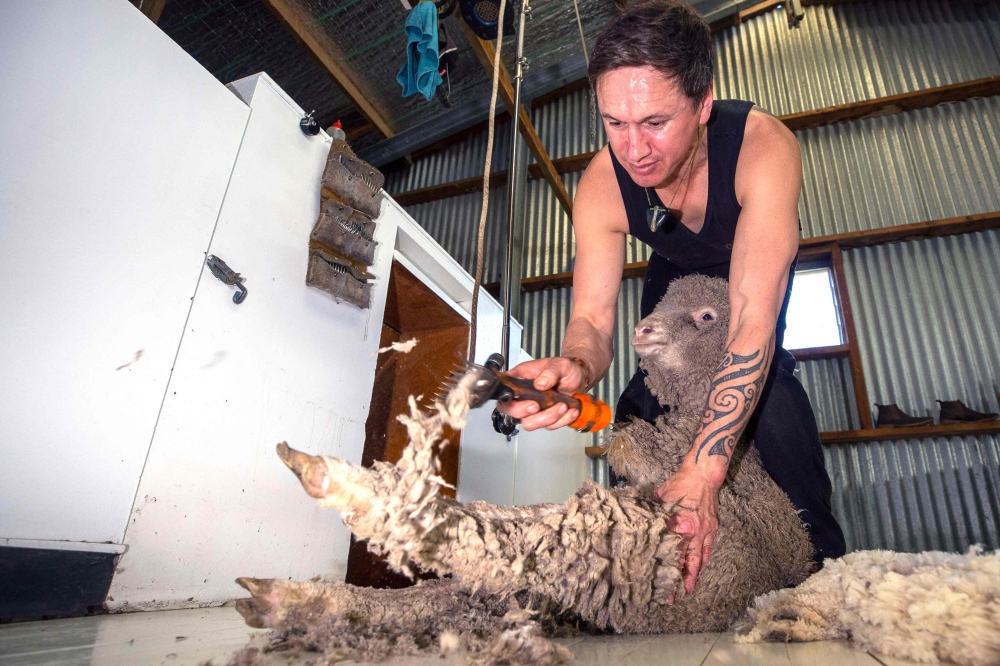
[0,0,250,545]
[105,75,397,609]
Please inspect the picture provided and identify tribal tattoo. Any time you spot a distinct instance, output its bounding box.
[694,345,773,464]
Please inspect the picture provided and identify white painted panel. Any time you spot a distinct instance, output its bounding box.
[391,212,524,506]
[107,75,396,610]
[455,302,523,506]
[0,0,249,543]
[392,208,477,313]
[512,350,591,506]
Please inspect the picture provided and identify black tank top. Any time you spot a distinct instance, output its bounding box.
[608,99,795,351]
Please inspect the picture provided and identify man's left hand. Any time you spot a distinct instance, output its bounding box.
[655,466,722,596]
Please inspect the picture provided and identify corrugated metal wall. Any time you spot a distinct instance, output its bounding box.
[714,1,1000,116]
[384,0,1000,554]
[831,231,1000,552]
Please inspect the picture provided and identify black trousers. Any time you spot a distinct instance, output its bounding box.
[614,349,848,564]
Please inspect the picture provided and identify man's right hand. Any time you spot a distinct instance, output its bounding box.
[495,357,588,431]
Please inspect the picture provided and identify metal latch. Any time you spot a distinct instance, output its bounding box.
[206,255,247,304]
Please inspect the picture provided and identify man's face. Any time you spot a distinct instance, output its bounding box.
[596,66,712,188]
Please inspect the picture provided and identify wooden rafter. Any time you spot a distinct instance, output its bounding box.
[781,75,1000,131]
[265,0,394,138]
[391,75,1000,206]
[132,0,169,23]
[458,20,574,216]
[485,210,1000,294]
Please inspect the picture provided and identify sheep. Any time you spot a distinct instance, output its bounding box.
[231,274,816,664]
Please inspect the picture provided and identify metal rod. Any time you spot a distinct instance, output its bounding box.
[501,0,529,370]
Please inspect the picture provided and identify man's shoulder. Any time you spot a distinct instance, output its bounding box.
[582,144,614,180]
[578,145,619,202]
[735,107,802,201]
[577,146,630,234]
[743,106,798,153]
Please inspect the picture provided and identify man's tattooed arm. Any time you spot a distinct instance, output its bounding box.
[693,341,774,464]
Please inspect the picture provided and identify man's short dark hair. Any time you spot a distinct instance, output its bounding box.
[588,0,713,103]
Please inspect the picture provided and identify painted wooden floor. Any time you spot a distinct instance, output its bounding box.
[0,607,922,666]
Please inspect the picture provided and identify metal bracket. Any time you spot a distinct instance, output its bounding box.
[206,255,247,304]
[300,110,320,136]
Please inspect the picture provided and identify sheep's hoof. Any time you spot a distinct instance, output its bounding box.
[276,442,331,499]
[235,577,281,628]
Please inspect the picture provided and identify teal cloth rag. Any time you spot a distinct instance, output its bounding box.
[397,2,442,101]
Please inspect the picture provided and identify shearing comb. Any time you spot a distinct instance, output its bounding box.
[450,353,613,433]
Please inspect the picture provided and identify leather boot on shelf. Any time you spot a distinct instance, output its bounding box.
[875,403,934,428]
[937,400,999,424]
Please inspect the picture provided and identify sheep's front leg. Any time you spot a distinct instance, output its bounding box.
[275,441,556,588]
[276,442,393,537]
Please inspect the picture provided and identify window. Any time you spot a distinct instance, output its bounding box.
[783,267,844,350]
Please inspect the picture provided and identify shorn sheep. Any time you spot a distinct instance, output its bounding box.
[231,275,999,666]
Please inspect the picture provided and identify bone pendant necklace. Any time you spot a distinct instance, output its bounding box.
[646,127,702,233]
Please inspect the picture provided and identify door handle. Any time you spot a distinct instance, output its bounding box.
[206,255,247,304]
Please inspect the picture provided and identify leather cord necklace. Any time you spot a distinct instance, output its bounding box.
[645,126,703,233]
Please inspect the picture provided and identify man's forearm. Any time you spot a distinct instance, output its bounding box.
[684,324,776,484]
[560,316,614,390]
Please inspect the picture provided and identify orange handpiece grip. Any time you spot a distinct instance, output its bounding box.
[569,394,613,433]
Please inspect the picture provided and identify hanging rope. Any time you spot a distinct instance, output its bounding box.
[468,0,508,362]
[570,0,599,150]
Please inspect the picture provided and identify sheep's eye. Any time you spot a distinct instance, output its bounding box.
[701,312,714,321]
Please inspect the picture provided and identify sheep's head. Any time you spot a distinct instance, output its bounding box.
[633,275,730,413]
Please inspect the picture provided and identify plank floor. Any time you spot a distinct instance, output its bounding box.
[0,607,921,666]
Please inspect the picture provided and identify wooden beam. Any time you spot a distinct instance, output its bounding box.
[796,244,834,263]
[587,418,1000,453]
[820,419,1000,445]
[801,211,1000,251]
[505,210,1000,294]
[781,75,1000,131]
[709,0,784,32]
[132,0,169,23]
[519,260,648,293]
[459,20,574,216]
[787,344,850,361]
[264,0,394,138]
[394,172,509,207]
[830,243,873,429]
[345,121,375,142]
[392,76,1000,205]
[391,150,593,204]
[410,113,508,162]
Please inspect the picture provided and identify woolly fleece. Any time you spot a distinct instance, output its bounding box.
[739,547,1000,665]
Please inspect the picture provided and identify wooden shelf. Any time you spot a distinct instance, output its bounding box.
[787,344,850,361]
[820,419,1000,444]
[586,420,1000,457]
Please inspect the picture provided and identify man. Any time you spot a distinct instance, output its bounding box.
[500,0,846,594]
